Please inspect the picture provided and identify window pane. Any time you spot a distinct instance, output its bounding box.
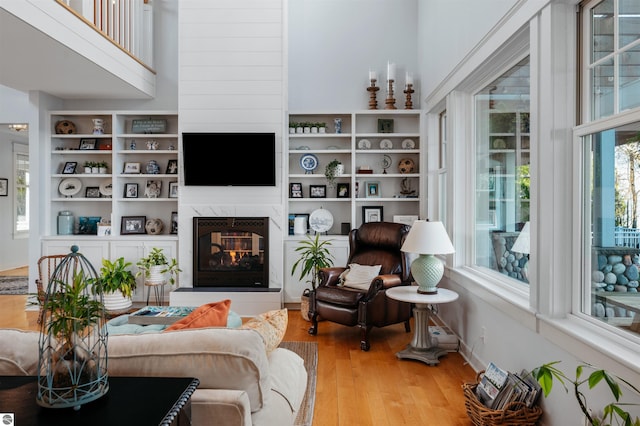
[585,121,640,337]
[592,57,615,120]
[474,57,531,284]
[619,43,640,111]
[619,0,640,49]
[592,0,614,62]
[15,152,29,233]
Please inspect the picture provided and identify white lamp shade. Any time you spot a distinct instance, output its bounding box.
[511,222,530,254]
[401,220,455,255]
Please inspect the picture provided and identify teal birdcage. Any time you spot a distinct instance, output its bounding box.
[37,245,109,409]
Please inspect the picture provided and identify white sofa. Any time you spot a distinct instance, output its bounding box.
[0,327,308,426]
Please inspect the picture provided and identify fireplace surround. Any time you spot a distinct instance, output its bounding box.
[193,217,269,288]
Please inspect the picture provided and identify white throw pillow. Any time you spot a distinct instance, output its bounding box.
[340,263,382,290]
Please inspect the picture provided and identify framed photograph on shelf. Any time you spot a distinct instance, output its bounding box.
[290,182,303,198]
[145,180,162,198]
[0,178,7,196]
[362,206,384,223]
[78,138,97,150]
[377,119,394,133]
[124,183,138,198]
[169,181,179,198]
[78,216,101,235]
[123,162,141,174]
[170,211,178,234]
[166,159,178,174]
[365,181,380,198]
[85,187,101,198]
[309,185,326,198]
[336,183,350,198]
[62,161,77,174]
[121,216,146,235]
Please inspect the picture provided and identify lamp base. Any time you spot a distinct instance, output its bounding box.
[410,254,444,295]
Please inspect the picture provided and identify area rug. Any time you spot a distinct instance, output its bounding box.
[0,276,28,295]
[279,341,317,426]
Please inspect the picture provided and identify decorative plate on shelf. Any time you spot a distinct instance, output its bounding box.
[300,153,319,173]
[99,179,113,197]
[358,139,371,150]
[309,208,334,233]
[379,139,393,149]
[401,139,416,149]
[58,178,82,197]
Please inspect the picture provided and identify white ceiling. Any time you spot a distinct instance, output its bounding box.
[0,9,152,100]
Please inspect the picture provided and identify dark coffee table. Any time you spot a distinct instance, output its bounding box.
[0,376,199,426]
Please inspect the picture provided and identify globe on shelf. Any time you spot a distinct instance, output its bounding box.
[398,158,415,174]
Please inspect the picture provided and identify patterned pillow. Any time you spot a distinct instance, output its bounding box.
[241,308,288,352]
[164,299,231,332]
[340,263,382,290]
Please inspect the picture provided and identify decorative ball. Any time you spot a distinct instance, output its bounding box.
[145,218,164,235]
[55,120,76,134]
[398,158,415,174]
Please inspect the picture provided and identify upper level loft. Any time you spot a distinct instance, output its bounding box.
[0,0,156,99]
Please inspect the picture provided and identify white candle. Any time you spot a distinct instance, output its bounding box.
[406,72,413,85]
[369,70,377,81]
[387,62,396,81]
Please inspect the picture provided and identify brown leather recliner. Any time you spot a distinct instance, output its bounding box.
[308,221,413,351]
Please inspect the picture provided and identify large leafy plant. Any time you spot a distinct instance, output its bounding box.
[532,362,640,426]
[291,233,334,290]
[136,247,181,286]
[93,257,137,298]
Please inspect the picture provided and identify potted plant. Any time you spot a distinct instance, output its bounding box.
[97,161,108,174]
[84,161,94,174]
[291,233,334,321]
[92,257,137,312]
[318,122,327,133]
[531,361,640,425]
[136,247,181,286]
[324,159,344,188]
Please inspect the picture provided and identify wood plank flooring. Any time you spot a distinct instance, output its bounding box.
[0,292,476,425]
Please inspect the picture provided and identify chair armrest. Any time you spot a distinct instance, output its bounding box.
[365,274,403,298]
[318,267,347,287]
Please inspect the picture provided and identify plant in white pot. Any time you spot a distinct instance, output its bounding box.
[136,247,181,286]
[291,233,334,321]
[92,257,137,312]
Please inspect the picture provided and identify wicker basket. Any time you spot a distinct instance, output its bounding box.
[462,374,543,426]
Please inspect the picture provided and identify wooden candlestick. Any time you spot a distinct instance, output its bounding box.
[385,79,397,110]
[404,84,415,110]
[367,79,380,109]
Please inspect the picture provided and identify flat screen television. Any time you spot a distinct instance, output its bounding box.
[182,132,276,186]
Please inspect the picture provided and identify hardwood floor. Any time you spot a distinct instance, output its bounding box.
[0,294,476,425]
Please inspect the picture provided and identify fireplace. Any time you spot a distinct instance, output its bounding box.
[193,217,268,288]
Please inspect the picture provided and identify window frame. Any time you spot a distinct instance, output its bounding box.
[13,143,28,238]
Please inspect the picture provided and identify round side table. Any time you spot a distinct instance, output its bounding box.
[386,286,459,366]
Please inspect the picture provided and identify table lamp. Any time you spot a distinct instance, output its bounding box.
[401,220,455,294]
[511,221,530,282]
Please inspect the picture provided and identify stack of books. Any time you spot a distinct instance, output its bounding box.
[475,362,542,410]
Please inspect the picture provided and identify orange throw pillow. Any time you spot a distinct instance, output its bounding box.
[164,299,231,332]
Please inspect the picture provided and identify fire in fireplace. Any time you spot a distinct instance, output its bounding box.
[193,217,269,288]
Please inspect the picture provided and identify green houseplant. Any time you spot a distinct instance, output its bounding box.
[136,247,181,286]
[291,233,334,321]
[324,159,343,188]
[92,257,137,312]
[531,361,640,426]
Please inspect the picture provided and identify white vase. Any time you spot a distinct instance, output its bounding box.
[147,265,166,284]
[103,291,132,312]
[336,164,344,176]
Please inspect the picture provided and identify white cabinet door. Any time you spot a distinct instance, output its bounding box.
[283,237,349,303]
[41,239,110,275]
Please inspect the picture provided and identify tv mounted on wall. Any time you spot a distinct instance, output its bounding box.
[182,132,276,186]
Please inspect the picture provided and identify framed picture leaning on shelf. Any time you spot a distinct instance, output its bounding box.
[145,180,162,198]
[362,206,384,223]
[365,181,380,198]
[170,211,178,234]
[290,182,303,198]
[79,138,97,150]
[62,162,77,174]
[85,187,101,198]
[124,183,138,198]
[123,162,141,174]
[166,159,178,174]
[336,183,350,198]
[169,181,178,198]
[310,185,326,198]
[121,216,146,235]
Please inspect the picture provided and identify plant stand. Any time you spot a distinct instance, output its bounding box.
[145,280,166,306]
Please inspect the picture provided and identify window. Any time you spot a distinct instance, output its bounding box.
[584,0,640,121]
[14,145,29,235]
[474,57,531,284]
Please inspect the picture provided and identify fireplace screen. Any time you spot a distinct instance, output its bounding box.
[193,217,268,288]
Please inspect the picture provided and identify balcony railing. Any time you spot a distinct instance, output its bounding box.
[615,227,640,248]
[56,0,153,68]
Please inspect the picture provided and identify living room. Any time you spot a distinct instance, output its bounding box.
[1,1,640,424]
